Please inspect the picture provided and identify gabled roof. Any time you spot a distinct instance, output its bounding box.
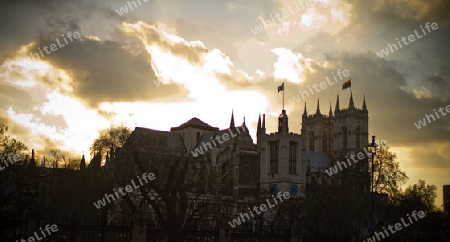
[196,128,234,149]
[192,125,255,152]
[170,117,219,132]
[130,127,186,151]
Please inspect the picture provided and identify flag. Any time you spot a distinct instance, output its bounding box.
[342,79,351,90]
[277,82,284,93]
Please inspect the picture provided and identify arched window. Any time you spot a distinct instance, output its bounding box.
[342,127,347,149]
[309,131,314,151]
[356,127,361,148]
[322,132,327,153]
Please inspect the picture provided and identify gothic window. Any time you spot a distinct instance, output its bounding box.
[342,127,347,149]
[308,131,314,151]
[289,142,297,174]
[269,184,277,196]
[269,141,279,174]
[356,127,361,148]
[290,185,298,196]
[322,132,327,153]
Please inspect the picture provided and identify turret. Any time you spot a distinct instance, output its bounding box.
[278,110,289,134]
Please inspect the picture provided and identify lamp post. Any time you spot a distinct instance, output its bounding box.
[368,135,378,235]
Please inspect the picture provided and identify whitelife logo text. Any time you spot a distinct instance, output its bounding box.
[93,173,155,209]
[376,22,439,58]
[228,192,291,228]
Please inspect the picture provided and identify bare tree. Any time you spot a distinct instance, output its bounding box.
[96,130,215,241]
[0,124,59,239]
[47,149,66,168]
[0,123,27,156]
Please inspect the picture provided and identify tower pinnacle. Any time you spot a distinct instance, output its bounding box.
[230,110,235,128]
[349,91,354,108]
[303,102,307,117]
[329,101,333,117]
[335,95,340,112]
[363,94,367,110]
[316,99,320,114]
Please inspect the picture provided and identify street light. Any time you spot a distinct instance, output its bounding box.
[369,136,378,194]
[368,135,378,235]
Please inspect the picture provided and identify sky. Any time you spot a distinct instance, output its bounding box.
[0,0,449,207]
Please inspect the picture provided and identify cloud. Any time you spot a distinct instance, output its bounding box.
[408,143,450,169]
[369,0,450,24]
[0,0,448,204]
[20,24,192,108]
[226,2,246,11]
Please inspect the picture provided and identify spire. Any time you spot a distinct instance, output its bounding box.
[257,114,261,139]
[349,91,354,108]
[303,102,307,117]
[230,110,235,128]
[29,149,36,167]
[363,94,367,110]
[315,99,320,114]
[257,114,261,131]
[329,101,333,117]
[335,94,340,112]
[262,114,266,129]
[243,116,245,125]
[80,153,86,170]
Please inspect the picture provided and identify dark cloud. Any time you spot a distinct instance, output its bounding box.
[33,36,189,107]
[367,0,450,25]
[426,65,450,98]
[0,82,39,111]
[0,115,30,138]
[132,24,208,65]
[44,16,81,34]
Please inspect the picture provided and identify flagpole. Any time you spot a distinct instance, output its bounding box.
[283,85,285,110]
